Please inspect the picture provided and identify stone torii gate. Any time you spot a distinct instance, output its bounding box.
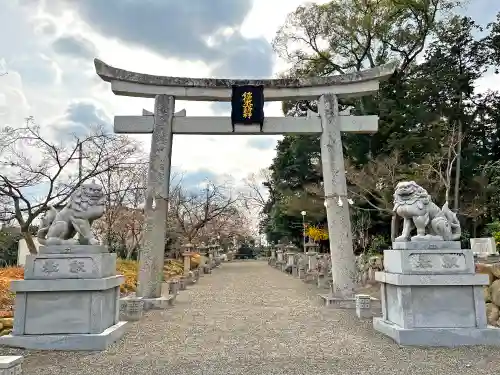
[94,58,396,305]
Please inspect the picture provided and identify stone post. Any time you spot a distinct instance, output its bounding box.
[319,94,356,298]
[307,251,318,272]
[0,356,23,374]
[119,297,145,321]
[298,266,306,279]
[198,251,207,274]
[355,294,372,319]
[169,279,179,295]
[208,247,214,268]
[138,94,175,298]
[183,253,191,276]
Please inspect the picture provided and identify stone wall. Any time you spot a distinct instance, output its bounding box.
[476,262,500,326]
[0,317,12,336]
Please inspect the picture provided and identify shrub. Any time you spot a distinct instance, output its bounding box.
[0,267,24,317]
[116,259,139,294]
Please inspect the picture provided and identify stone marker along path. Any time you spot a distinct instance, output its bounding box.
[3,261,500,375]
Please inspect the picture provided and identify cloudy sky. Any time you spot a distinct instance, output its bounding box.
[1,0,499,193]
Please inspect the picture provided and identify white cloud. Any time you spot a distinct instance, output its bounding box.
[2,0,500,201]
[0,70,30,128]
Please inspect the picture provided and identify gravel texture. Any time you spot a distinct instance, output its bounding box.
[2,260,500,374]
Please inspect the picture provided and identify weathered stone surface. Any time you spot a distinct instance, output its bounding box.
[490,279,500,306]
[392,181,461,242]
[355,294,374,319]
[484,285,492,302]
[375,246,496,346]
[0,355,22,375]
[0,322,127,351]
[119,296,144,321]
[490,263,500,279]
[95,58,397,90]
[37,182,105,246]
[392,241,461,250]
[39,245,108,254]
[476,263,496,284]
[384,249,474,274]
[137,94,175,299]
[1,241,127,351]
[486,303,499,325]
[471,237,497,255]
[319,94,357,298]
[24,253,117,280]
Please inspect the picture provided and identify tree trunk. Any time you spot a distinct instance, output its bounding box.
[453,117,462,212]
[22,230,38,255]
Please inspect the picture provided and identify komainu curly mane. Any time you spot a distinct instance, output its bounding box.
[392,181,461,242]
[37,181,105,246]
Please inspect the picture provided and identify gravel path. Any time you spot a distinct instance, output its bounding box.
[2,260,500,374]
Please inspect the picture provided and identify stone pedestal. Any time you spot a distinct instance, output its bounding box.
[0,356,23,375]
[374,241,500,346]
[0,245,127,351]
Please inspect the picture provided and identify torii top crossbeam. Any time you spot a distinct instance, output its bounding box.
[94,58,397,101]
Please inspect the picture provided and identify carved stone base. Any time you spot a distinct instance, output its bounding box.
[0,322,127,351]
[374,244,495,347]
[374,318,500,346]
[385,246,474,275]
[0,245,127,351]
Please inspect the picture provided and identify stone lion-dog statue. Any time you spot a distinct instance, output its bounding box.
[393,181,461,242]
[37,181,105,246]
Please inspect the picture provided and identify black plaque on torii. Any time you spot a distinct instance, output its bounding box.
[231,85,264,132]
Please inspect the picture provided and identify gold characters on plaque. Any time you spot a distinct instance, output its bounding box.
[242,91,253,119]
